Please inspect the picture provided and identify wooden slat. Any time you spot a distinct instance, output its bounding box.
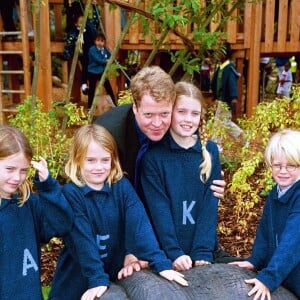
[36,0,52,111]
[277,0,288,52]
[19,0,31,96]
[289,0,300,51]
[0,70,24,74]
[0,50,22,54]
[227,4,237,43]
[247,1,262,117]
[1,90,25,94]
[243,3,252,49]
[263,0,275,52]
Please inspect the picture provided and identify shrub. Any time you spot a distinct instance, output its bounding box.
[8,97,88,182]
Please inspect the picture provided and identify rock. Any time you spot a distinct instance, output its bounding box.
[118,264,297,300]
[101,283,128,300]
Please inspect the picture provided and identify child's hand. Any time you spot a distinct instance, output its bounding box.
[194,260,211,267]
[211,173,225,198]
[159,270,188,286]
[31,156,49,182]
[173,255,192,271]
[245,278,271,300]
[229,260,254,270]
[81,286,107,300]
[118,254,149,279]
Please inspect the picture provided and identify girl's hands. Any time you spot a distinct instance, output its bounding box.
[31,156,49,182]
[229,260,255,270]
[173,255,192,271]
[81,286,108,300]
[194,260,211,267]
[118,254,149,279]
[159,270,188,286]
[245,278,271,300]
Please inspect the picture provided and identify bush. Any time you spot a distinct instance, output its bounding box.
[208,85,300,255]
[8,97,88,182]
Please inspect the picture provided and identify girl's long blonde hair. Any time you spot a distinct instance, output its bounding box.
[174,81,212,182]
[65,124,123,186]
[0,125,32,205]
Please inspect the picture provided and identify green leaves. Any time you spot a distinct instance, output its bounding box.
[9,97,88,182]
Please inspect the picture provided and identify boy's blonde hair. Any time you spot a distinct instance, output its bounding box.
[65,124,123,186]
[174,81,212,182]
[0,125,32,205]
[265,129,300,167]
[130,66,176,107]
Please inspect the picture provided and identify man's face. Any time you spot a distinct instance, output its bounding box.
[133,94,173,142]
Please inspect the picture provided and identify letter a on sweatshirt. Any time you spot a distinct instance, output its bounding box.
[23,248,38,276]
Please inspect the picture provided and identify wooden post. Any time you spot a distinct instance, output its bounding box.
[236,57,244,117]
[246,2,262,116]
[37,0,52,111]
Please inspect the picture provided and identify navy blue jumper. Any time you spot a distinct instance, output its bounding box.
[211,61,239,110]
[247,179,300,297]
[141,132,221,262]
[0,175,73,300]
[87,45,116,107]
[49,177,172,300]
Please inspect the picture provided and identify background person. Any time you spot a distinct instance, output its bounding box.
[87,32,116,108]
[210,42,243,144]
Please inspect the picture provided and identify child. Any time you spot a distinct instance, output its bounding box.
[61,10,98,95]
[276,62,293,98]
[49,124,187,300]
[0,125,73,300]
[87,32,116,109]
[140,81,222,271]
[230,129,300,299]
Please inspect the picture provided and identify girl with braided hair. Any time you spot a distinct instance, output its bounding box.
[140,81,222,271]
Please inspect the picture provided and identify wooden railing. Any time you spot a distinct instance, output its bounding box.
[3,0,299,116]
[48,1,300,53]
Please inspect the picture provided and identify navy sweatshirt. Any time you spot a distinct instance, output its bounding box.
[88,45,111,75]
[0,175,73,300]
[50,177,172,300]
[248,179,300,297]
[141,132,221,262]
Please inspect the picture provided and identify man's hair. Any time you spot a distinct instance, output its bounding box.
[130,66,176,106]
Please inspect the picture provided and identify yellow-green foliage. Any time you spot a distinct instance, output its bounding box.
[9,97,88,182]
[117,89,133,106]
[207,86,300,233]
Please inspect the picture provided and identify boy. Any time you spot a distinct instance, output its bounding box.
[87,32,116,109]
[231,129,300,299]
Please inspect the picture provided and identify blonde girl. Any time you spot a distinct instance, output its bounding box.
[0,125,72,300]
[50,124,187,300]
[141,81,222,271]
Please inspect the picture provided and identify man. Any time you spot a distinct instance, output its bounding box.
[95,65,225,197]
[95,66,232,273]
[211,43,243,143]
